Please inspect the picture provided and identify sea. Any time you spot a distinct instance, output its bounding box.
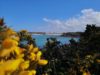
[32,34,79,48]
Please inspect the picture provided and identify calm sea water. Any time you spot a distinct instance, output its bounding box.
[32,35,79,48]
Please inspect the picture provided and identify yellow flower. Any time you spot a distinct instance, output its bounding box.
[36,51,42,60]
[19,70,36,75]
[19,71,29,75]
[96,59,100,63]
[16,54,24,59]
[29,53,36,61]
[32,47,39,53]
[82,72,87,75]
[0,60,5,65]
[28,44,34,52]
[11,35,20,41]
[42,73,48,75]
[0,28,16,40]
[19,48,26,53]
[2,38,14,48]
[12,39,19,46]
[5,28,16,38]
[82,70,91,75]
[0,71,5,75]
[7,28,16,34]
[0,46,21,58]
[0,59,23,73]
[0,48,12,57]
[2,38,18,48]
[31,70,36,75]
[13,46,20,55]
[38,59,48,65]
[19,61,30,70]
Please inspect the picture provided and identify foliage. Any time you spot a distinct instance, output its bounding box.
[41,24,100,75]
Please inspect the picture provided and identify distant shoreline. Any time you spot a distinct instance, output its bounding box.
[30,32,81,38]
[61,32,81,38]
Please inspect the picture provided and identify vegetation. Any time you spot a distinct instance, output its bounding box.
[41,24,100,75]
[0,18,100,75]
[0,18,48,75]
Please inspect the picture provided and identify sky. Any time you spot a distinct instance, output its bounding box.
[0,0,100,32]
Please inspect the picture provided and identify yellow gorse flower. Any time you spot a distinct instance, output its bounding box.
[19,70,36,75]
[19,61,30,70]
[36,51,42,60]
[28,44,34,52]
[0,58,23,73]
[6,28,16,36]
[32,47,39,53]
[13,46,21,55]
[11,35,20,41]
[2,38,18,49]
[0,48,12,57]
[38,59,48,65]
[96,59,100,63]
[31,70,36,75]
[29,53,36,61]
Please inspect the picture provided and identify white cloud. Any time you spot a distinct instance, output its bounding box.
[42,8,100,32]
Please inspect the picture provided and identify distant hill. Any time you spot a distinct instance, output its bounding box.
[61,32,82,37]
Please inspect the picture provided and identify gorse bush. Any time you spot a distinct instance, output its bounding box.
[0,18,48,75]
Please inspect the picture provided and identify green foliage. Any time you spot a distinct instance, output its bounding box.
[18,30,36,48]
[41,24,100,75]
[0,18,7,31]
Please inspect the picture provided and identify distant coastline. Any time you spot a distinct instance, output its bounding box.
[29,32,81,38]
[60,32,81,38]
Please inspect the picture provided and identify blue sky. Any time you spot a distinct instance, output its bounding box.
[0,0,100,32]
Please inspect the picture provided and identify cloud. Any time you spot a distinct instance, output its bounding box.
[42,8,100,32]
